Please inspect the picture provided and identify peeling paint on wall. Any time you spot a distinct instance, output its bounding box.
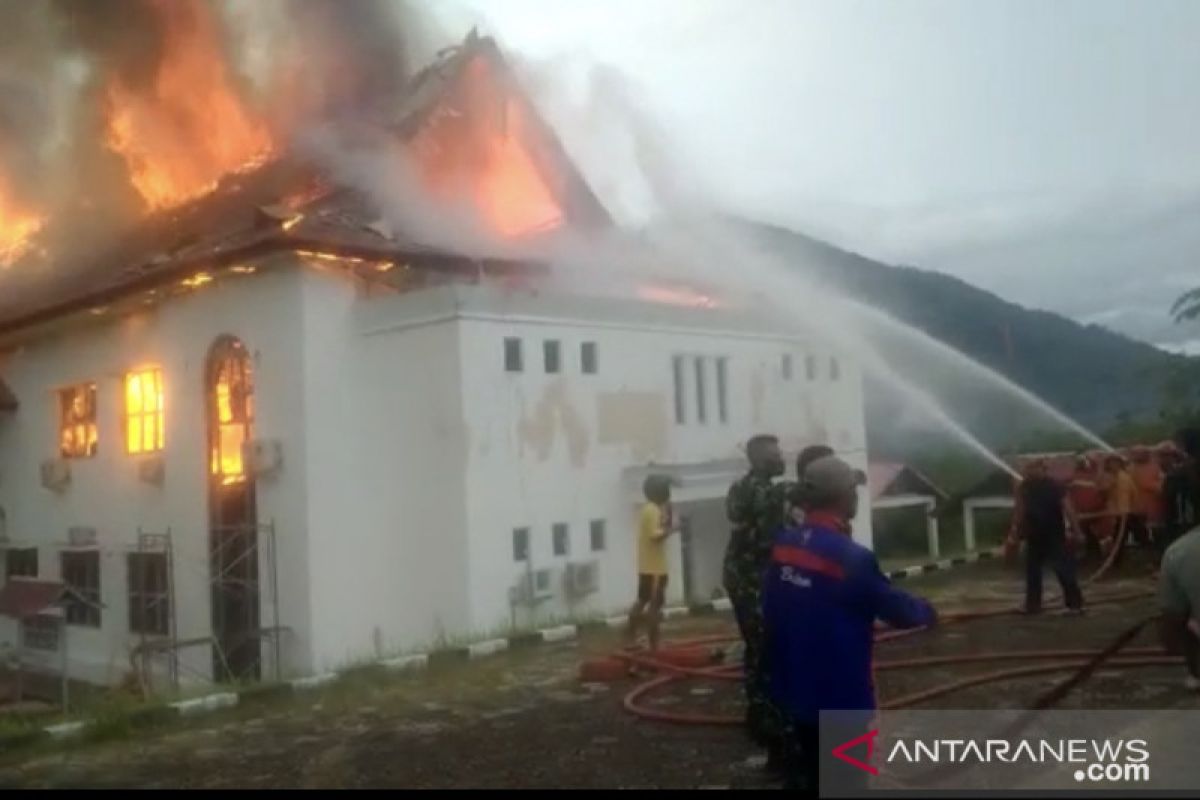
[517,379,590,467]
[596,391,668,462]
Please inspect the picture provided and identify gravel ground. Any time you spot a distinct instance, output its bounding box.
[0,554,1192,790]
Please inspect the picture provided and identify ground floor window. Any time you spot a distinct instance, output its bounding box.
[61,550,101,628]
[22,616,59,651]
[5,547,37,579]
[127,552,169,636]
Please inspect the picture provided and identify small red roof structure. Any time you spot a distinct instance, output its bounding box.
[0,579,68,620]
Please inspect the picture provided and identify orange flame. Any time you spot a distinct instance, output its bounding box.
[410,55,563,237]
[102,0,274,213]
[636,283,721,309]
[0,172,44,268]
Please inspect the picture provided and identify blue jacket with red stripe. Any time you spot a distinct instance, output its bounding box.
[762,514,937,723]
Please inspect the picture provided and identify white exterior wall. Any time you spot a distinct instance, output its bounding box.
[0,265,315,685]
[423,286,871,633]
[0,272,871,683]
[299,273,472,668]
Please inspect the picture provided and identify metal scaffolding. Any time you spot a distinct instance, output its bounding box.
[129,519,284,692]
[130,527,178,695]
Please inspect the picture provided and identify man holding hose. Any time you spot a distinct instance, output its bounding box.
[763,455,937,793]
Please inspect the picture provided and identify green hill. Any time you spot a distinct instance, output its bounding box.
[744,221,1200,454]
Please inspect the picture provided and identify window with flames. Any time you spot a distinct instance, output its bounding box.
[211,352,254,483]
[125,368,165,454]
[58,383,98,459]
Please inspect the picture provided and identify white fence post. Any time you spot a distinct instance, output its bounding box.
[926,499,940,560]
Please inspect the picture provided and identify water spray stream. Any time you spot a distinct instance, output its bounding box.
[530,73,1114,464]
[806,279,1113,453]
[834,326,1023,479]
[687,218,1113,453]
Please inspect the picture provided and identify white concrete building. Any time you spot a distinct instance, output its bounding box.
[0,34,870,688]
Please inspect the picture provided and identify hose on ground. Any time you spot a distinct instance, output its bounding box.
[615,586,1167,726]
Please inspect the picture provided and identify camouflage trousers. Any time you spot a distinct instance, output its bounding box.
[728,589,781,748]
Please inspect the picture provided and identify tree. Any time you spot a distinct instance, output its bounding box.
[1172,288,1200,323]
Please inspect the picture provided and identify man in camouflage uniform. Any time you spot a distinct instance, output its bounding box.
[724,434,790,765]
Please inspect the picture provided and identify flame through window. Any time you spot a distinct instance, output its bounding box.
[125,368,165,454]
[210,346,254,484]
[59,383,98,459]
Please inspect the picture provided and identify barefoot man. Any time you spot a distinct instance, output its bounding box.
[627,475,676,651]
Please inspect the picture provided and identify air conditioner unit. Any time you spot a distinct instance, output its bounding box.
[40,458,71,492]
[242,439,283,478]
[510,567,555,606]
[137,454,165,486]
[68,526,97,548]
[563,560,600,598]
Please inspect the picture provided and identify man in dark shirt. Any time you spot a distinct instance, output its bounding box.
[1007,458,1084,614]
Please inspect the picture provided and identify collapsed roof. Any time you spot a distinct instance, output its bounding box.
[0,32,609,339]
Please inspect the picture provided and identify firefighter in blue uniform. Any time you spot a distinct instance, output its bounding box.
[763,455,938,793]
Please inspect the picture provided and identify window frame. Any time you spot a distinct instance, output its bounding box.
[580,341,598,375]
[504,338,524,373]
[127,551,170,637]
[552,523,570,557]
[512,527,530,562]
[123,367,166,455]
[543,340,562,374]
[4,547,38,580]
[22,616,59,651]
[61,550,101,628]
[716,357,729,424]
[57,382,99,459]
[694,356,708,424]
[589,519,606,553]
[672,355,687,424]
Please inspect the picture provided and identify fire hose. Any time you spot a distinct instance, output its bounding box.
[612,588,1170,728]
[1082,511,1130,585]
[894,612,1162,789]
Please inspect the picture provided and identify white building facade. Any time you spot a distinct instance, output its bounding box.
[0,256,870,686]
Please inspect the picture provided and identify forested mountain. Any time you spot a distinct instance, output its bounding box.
[743,222,1200,454]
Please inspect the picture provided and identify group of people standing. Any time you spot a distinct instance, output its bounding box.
[1010,432,1200,616]
[625,428,1200,792]
[723,436,935,792]
[627,435,935,791]
[1066,446,1185,561]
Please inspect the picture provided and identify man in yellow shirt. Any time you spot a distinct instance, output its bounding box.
[1103,455,1141,567]
[627,475,676,651]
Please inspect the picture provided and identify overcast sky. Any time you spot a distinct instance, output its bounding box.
[431,0,1200,348]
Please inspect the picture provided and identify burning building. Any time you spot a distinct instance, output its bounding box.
[0,30,868,688]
